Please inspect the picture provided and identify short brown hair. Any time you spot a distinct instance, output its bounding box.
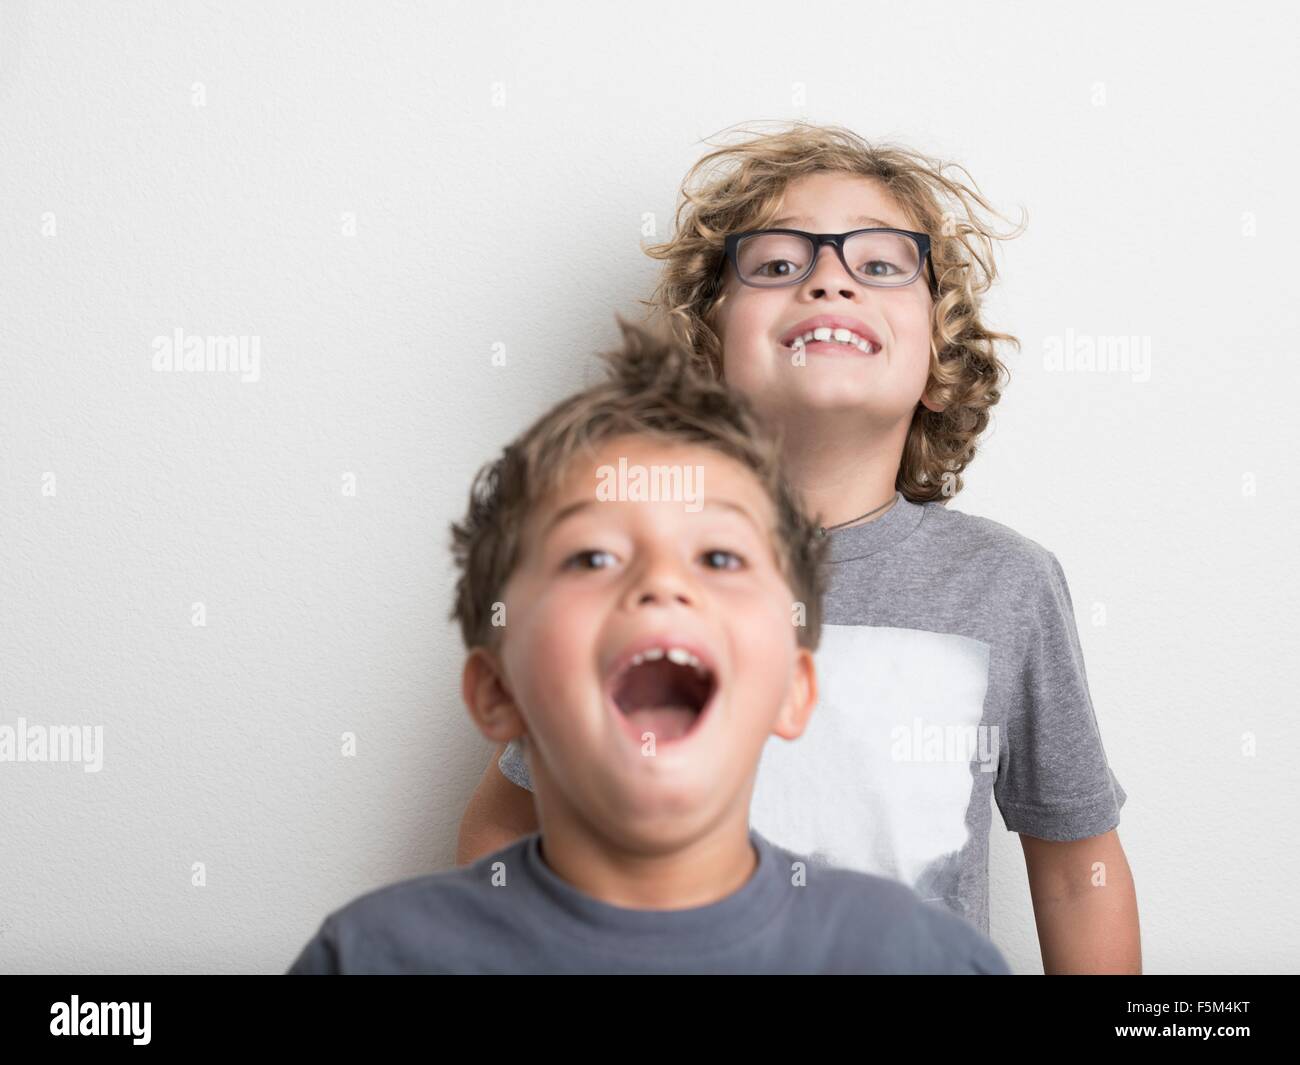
[636,120,1026,502]
[448,316,829,653]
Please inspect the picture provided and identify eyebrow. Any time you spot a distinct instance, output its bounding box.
[769,213,895,229]
[542,497,765,540]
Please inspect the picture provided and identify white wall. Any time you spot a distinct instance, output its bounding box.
[1,1,1296,974]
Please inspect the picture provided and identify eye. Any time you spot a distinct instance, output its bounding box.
[755,258,800,278]
[563,549,617,571]
[859,258,903,277]
[702,548,745,570]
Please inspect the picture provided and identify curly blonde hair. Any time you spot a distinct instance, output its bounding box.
[634,121,1026,503]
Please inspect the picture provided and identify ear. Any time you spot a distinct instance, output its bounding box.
[461,647,528,744]
[771,646,818,742]
[919,386,945,413]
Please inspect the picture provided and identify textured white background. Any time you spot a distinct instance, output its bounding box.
[1,1,1297,974]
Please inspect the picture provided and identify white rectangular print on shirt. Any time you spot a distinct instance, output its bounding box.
[749,623,992,905]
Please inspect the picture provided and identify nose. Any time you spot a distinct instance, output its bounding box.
[620,550,696,612]
[801,243,862,299]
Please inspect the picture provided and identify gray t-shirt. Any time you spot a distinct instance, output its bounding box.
[286,827,1010,974]
[500,493,1127,936]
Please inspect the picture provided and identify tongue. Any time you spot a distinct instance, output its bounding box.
[622,705,697,742]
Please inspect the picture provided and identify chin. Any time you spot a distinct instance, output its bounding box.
[598,761,724,825]
[790,379,893,412]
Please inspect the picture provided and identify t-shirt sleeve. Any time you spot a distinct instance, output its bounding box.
[285,916,342,974]
[497,737,534,791]
[994,549,1127,841]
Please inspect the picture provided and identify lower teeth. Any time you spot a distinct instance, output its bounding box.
[798,339,870,350]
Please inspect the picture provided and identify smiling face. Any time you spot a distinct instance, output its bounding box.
[475,432,816,847]
[712,171,940,428]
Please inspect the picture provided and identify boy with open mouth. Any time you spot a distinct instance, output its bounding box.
[287,318,1010,974]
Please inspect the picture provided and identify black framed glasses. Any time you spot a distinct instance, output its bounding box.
[717,228,938,297]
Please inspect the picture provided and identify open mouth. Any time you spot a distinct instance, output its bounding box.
[609,649,717,745]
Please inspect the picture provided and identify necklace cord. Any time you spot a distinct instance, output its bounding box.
[817,493,896,537]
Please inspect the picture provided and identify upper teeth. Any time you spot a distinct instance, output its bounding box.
[790,327,878,353]
[629,646,709,675]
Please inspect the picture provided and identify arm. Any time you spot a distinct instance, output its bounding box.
[1019,828,1141,974]
[455,743,540,865]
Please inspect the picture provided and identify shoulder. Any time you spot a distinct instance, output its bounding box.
[763,838,1010,974]
[921,500,1056,569]
[308,837,531,971]
[765,836,925,930]
[919,501,1066,601]
[900,898,1013,974]
[340,836,524,923]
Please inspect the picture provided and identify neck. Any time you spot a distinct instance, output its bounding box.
[529,772,759,910]
[777,409,909,530]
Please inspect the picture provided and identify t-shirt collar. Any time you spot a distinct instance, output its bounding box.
[822,491,927,562]
[522,827,790,953]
